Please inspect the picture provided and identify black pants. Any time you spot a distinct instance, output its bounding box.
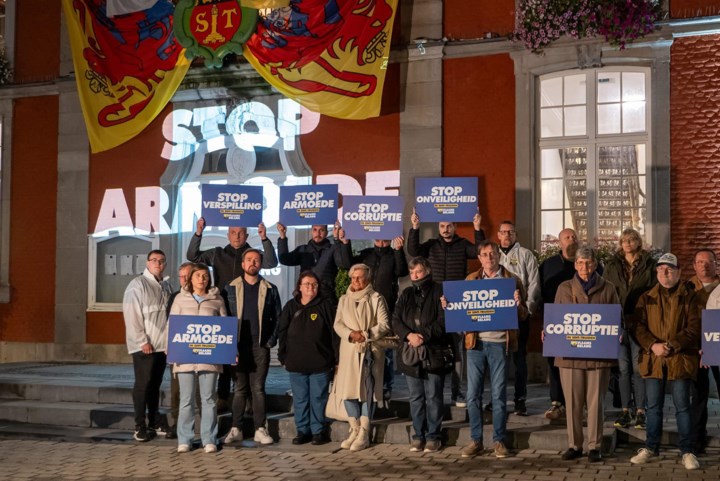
[217,364,232,400]
[232,344,270,429]
[690,365,720,451]
[547,357,565,405]
[512,321,529,402]
[132,351,167,429]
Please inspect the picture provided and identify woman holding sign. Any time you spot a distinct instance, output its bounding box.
[169,263,227,454]
[277,271,338,445]
[553,247,619,463]
[334,264,391,451]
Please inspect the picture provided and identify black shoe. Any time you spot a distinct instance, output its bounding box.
[561,448,583,460]
[151,419,169,436]
[311,432,330,445]
[514,399,528,416]
[133,426,150,442]
[588,449,602,462]
[165,425,177,439]
[292,433,312,445]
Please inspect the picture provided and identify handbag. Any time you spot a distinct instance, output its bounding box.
[374,335,400,350]
[423,343,455,372]
[325,379,349,421]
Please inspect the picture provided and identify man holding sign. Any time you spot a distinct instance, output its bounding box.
[552,247,619,463]
[457,240,526,459]
[630,253,702,470]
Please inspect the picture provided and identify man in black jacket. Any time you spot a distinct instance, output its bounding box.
[407,208,485,406]
[276,223,352,301]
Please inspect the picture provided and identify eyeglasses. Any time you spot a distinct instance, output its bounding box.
[148,258,166,264]
[498,230,515,235]
[300,282,319,288]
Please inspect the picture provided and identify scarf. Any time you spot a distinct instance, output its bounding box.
[341,283,377,352]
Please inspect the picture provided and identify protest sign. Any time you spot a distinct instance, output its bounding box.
[415,177,478,222]
[543,304,621,359]
[201,184,263,227]
[443,278,518,333]
[702,309,720,366]
[341,195,403,240]
[279,184,338,226]
[167,315,237,364]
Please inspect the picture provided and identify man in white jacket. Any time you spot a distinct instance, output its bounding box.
[497,221,540,416]
[123,249,172,442]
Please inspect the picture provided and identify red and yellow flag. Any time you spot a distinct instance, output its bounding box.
[243,0,397,120]
[62,0,190,153]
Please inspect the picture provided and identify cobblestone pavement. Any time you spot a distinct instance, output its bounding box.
[2,440,719,481]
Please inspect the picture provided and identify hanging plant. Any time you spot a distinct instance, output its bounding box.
[0,49,12,85]
[514,0,663,54]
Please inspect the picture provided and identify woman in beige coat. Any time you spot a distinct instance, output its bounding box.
[169,263,227,454]
[552,247,619,463]
[334,263,391,451]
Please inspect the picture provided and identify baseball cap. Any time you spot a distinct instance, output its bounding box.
[656,253,678,269]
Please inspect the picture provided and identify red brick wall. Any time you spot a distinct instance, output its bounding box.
[14,0,61,83]
[670,34,720,269]
[671,0,720,18]
[444,0,515,39]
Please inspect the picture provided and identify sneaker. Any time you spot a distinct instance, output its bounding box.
[146,427,158,440]
[177,444,190,453]
[424,439,441,453]
[493,441,509,458]
[224,427,242,444]
[630,448,657,464]
[514,399,527,416]
[634,411,646,430]
[410,439,425,452]
[588,449,602,463]
[166,425,177,440]
[254,427,274,445]
[453,393,467,408]
[151,419,169,436]
[133,426,150,442]
[614,410,632,428]
[545,402,565,420]
[682,453,700,470]
[292,433,312,445]
[204,444,217,453]
[460,440,483,458]
[561,448,583,460]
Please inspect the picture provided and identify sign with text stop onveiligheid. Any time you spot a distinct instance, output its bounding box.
[415,177,478,222]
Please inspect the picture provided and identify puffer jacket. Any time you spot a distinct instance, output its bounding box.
[407,229,485,282]
[278,237,352,300]
[631,282,701,381]
[602,250,657,323]
[553,273,620,370]
[169,286,227,374]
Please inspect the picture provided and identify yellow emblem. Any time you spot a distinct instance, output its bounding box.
[310,313,318,321]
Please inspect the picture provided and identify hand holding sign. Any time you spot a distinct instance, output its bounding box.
[473,208,482,231]
[411,207,420,229]
[196,217,206,236]
[393,236,404,250]
[258,222,267,241]
[276,222,287,239]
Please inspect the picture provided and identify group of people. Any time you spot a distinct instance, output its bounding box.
[122,214,717,469]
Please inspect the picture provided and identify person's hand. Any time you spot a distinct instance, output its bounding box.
[541,330,545,343]
[411,208,420,229]
[651,342,671,357]
[141,342,153,354]
[349,330,366,343]
[258,222,267,241]
[699,349,709,369]
[195,217,206,236]
[473,209,482,231]
[513,289,521,305]
[393,236,404,250]
[277,223,287,239]
[440,295,448,310]
[407,332,424,347]
[337,225,349,244]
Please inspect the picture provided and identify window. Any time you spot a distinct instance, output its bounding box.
[538,68,651,248]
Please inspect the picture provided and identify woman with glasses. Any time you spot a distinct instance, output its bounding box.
[168,263,227,454]
[334,263,391,451]
[277,271,338,445]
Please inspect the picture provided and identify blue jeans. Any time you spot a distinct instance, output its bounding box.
[177,371,218,447]
[467,341,507,443]
[289,371,331,436]
[405,372,444,441]
[618,334,645,410]
[645,369,692,454]
[383,349,394,393]
[344,399,373,419]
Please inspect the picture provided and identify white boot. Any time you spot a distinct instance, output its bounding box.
[341,418,359,449]
[350,416,370,451]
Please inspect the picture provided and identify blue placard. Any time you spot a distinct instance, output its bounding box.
[341,195,404,240]
[201,184,263,227]
[415,177,478,222]
[167,315,237,364]
[543,304,621,359]
[443,278,519,333]
[702,310,720,366]
[279,184,338,226]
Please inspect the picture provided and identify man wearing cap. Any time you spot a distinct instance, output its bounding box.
[629,253,702,470]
